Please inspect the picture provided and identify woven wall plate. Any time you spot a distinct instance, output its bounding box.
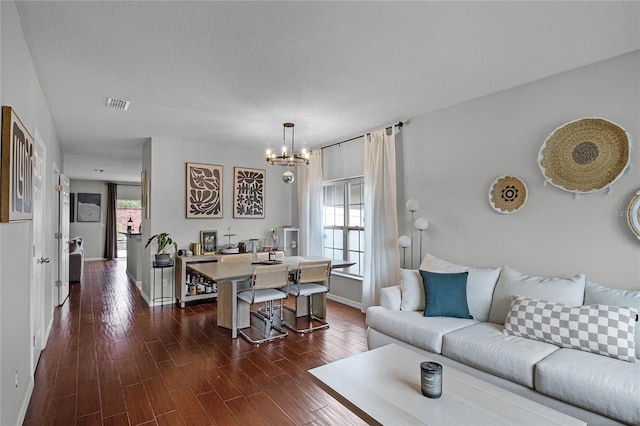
[538,118,632,194]
[627,190,640,240]
[489,176,528,214]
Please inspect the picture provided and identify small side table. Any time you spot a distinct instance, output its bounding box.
[152,261,174,306]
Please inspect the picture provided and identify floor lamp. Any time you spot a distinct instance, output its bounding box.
[398,235,411,269]
[414,217,429,262]
[405,199,420,268]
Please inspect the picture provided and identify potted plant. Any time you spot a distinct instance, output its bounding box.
[145,232,178,266]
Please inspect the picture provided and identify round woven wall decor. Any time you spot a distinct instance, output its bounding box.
[538,118,631,194]
[627,190,640,240]
[489,176,528,214]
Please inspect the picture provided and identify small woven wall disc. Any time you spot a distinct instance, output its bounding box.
[538,118,631,193]
[627,191,640,240]
[489,176,528,214]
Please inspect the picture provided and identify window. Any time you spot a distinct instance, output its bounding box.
[323,177,364,276]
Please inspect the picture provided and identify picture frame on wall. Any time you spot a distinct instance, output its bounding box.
[1,106,34,222]
[70,192,75,222]
[77,193,101,222]
[141,169,150,219]
[200,230,218,254]
[186,162,223,219]
[233,166,265,218]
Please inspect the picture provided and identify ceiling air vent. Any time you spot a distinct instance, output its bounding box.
[106,97,130,111]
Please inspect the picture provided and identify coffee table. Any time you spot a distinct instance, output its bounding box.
[309,344,585,426]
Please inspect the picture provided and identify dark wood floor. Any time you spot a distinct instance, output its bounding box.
[24,259,369,425]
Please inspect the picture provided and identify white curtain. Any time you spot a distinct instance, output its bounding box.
[362,127,400,311]
[297,149,324,256]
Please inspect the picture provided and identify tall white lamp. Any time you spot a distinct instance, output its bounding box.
[405,199,420,268]
[414,217,429,262]
[398,235,411,269]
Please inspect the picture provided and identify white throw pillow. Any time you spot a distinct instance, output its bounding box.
[585,281,640,358]
[419,253,501,322]
[400,269,425,311]
[488,266,586,325]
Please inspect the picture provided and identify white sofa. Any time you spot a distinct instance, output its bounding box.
[366,254,640,426]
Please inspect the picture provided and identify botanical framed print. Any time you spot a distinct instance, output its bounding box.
[186,162,223,218]
[233,166,265,218]
[77,193,101,222]
[1,106,34,222]
[200,230,218,254]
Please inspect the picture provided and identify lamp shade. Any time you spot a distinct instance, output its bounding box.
[415,217,429,231]
[398,235,411,248]
[406,199,420,212]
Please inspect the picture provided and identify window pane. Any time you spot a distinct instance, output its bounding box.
[332,249,343,260]
[323,228,333,247]
[348,230,361,251]
[333,230,343,249]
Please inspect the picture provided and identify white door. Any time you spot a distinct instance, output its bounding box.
[31,131,47,373]
[57,174,70,305]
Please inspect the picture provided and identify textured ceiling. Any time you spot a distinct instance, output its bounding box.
[14,1,640,182]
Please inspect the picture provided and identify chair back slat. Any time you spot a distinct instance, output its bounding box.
[252,264,290,290]
[297,260,331,284]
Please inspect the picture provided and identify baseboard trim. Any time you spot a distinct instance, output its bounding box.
[327,294,362,311]
[17,377,35,426]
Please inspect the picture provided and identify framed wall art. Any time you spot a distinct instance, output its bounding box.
[1,106,35,222]
[186,162,223,218]
[200,229,218,254]
[233,167,265,218]
[70,192,75,222]
[77,193,101,222]
[141,169,150,219]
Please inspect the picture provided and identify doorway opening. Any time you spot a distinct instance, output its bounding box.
[117,199,142,258]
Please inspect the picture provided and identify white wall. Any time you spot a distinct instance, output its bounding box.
[400,51,640,290]
[69,180,107,260]
[139,138,294,300]
[0,1,64,424]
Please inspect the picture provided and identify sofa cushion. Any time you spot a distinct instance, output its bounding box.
[585,281,640,359]
[536,348,640,425]
[366,306,477,354]
[420,270,472,319]
[419,253,501,322]
[488,266,586,325]
[442,322,559,388]
[400,269,425,311]
[504,295,637,362]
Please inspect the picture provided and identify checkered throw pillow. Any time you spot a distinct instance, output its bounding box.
[503,295,637,363]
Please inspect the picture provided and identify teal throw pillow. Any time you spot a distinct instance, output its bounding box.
[420,270,472,319]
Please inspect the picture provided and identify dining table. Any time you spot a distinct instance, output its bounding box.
[187,256,354,338]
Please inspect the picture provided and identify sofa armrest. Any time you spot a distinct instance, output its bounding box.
[380,285,402,311]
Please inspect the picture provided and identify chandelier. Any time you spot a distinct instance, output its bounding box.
[266,122,310,167]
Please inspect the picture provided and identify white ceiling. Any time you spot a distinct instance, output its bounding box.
[14,1,640,183]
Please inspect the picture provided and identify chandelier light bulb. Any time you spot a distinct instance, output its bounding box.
[406,198,420,212]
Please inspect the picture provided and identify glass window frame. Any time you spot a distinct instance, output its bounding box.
[323,177,365,277]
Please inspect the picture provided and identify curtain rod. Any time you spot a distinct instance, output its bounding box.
[320,121,403,151]
[103,182,140,186]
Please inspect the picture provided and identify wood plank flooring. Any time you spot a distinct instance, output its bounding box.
[24,259,369,425]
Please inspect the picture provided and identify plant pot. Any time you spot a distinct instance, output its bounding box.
[154,253,171,266]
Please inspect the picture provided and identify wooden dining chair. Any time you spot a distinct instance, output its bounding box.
[283,260,331,333]
[237,264,290,344]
